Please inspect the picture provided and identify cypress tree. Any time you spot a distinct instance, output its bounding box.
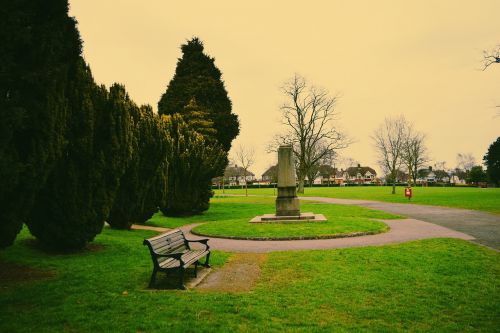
[108,105,170,229]
[26,67,133,250]
[0,0,80,247]
[158,37,239,152]
[160,114,227,216]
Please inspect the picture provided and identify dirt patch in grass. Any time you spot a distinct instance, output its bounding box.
[0,260,56,288]
[196,253,267,292]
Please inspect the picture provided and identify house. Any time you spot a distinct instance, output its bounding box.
[417,167,435,183]
[261,165,278,184]
[225,164,255,186]
[316,165,347,185]
[417,166,449,184]
[345,164,377,184]
[212,164,255,187]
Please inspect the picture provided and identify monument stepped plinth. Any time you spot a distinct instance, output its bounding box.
[250,145,326,224]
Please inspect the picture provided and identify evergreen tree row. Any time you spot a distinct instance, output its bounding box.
[1,2,238,250]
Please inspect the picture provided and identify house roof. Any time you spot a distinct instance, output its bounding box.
[224,165,255,177]
[345,166,377,177]
[262,165,277,177]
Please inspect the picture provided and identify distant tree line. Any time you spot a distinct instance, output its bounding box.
[0,1,238,250]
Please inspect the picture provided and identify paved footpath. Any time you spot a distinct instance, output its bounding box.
[180,219,474,253]
[136,196,499,252]
[302,197,500,250]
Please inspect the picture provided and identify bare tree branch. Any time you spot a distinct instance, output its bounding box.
[372,115,409,194]
[482,44,500,71]
[234,145,255,196]
[270,74,351,192]
[401,124,429,186]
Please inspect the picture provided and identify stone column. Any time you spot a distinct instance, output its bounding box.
[276,145,300,216]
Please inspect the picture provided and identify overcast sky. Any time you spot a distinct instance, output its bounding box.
[69,0,499,177]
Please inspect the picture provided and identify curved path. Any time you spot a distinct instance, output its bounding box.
[302,197,500,250]
[180,219,473,252]
[137,196,499,252]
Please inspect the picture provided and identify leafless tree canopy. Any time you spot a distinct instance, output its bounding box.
[372,115,409,194]
[482,45,500,71]
[402,126,429,186]
[234,145,255,196]
[270,74,350,192]
[456,153,475,172]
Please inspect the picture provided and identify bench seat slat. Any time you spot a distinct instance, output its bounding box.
[159,250,208,269]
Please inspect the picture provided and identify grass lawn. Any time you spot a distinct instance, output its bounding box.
[1,227,499,332]
[215,186,500,214]
[147,196,400,239]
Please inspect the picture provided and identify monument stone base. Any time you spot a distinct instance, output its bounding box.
[276,196,300,216]
[249,212,327,224]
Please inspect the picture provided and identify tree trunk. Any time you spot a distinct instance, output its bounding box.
[244,170,248,196]
[297,175,305,194]
[391,169,397,194]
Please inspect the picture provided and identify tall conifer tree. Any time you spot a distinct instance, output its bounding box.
[0,0,80,247]
[27,68,133,250]
[160,114,227,216]
[108,105,170,229]
[158,37,239,152]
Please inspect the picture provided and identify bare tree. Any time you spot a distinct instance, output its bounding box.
[339,156,359,170]
[456,153,475,181]
[481,45,500,116]
[234,145,255,196]
[402,126,429,186]
[270,74,350,193]
[372,115,409,194]
[482,45,500,71]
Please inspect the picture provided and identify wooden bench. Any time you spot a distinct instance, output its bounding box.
[143,229,210,289]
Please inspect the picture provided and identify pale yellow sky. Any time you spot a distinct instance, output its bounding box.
[69,0,499,177]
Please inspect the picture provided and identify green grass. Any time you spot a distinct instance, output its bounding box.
[215,186,500,214]
[1,227,498,332]
[147,196,400,239]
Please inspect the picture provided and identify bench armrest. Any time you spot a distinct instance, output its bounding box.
[185,238,210,251]
[186,238,209,244]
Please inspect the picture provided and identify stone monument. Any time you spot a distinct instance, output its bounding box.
[275,145,300,216]
[250,145,326,223]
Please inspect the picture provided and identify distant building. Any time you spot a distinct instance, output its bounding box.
[261,165,278,184]
[417,166,449,184]
[315,165,347,185]
[226,164,255,186]
[212,164,255,187]
[345,164,377,184]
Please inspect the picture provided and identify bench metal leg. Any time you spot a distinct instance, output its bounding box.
[178,268,186,289]
[194,261,198,278]
[204,253,211,268]
[149,268,158,288]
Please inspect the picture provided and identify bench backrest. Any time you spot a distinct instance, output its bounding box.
[143,229,190,267]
